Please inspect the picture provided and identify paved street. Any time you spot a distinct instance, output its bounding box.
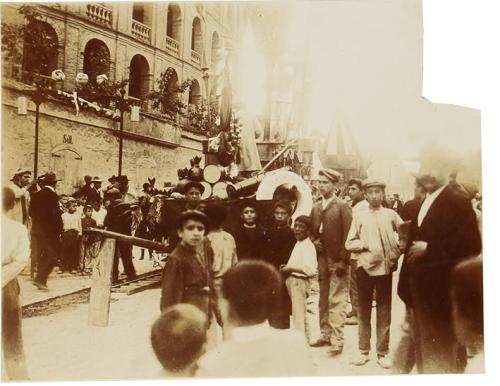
[21,272,407,380]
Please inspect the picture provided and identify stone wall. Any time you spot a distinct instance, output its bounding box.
[2,82,204,195]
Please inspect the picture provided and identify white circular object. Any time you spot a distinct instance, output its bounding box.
[255,170,313,222]
[212,182,228,199]
[200,181,212,200]
[76,73,89,85]
[96,74,108,85]
[51,69,66,81]
[203,165,222,184]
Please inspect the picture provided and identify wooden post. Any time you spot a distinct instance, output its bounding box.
[88,238,116,327]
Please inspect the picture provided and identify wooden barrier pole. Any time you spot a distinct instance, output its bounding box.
[88,238,116,327]
[84,228,168,252]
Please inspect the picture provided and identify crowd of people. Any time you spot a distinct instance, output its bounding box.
[2,159,484,379]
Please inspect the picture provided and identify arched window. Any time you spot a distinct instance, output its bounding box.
[128,54,150,99]
[83,39,110,83]
[211,31,220,68]
[166,67,179,94]
[191,17,202,53]
[166,4,182,41]
[22,20,58,76]
[188,79,201,106]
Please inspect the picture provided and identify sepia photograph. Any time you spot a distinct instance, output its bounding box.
[0,0,490,382]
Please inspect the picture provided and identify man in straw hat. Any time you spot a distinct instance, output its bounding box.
[28,172,63,291]
[309,168,352,356]
[7,168,32,225]
[395,149,482,374]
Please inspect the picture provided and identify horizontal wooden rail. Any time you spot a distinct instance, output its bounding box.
[84,228,168,252]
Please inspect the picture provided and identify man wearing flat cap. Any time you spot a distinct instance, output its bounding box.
[8,169,32,225]
[309,168,352,355]
[345,178,403,369]
[29,172,63,291]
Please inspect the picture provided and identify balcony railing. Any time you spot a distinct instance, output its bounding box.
[86,3,112,27]
[131,20,151,42]
[191,50,201,67]
[165,36,180,56]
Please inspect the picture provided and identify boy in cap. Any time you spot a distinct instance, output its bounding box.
[345,179,403,368]
[151,304,208,377]
[160,210,215,320]
[281,215,320,345]
[8,169,32,225]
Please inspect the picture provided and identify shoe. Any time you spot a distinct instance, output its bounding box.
[377,355,392,369]
[57,269,64,274]
[33,281,49,292]
[351,353,370,366]
[345,315,358,325]
[70,270,78,274]
[328,347,343,357]
[309,339,331,347]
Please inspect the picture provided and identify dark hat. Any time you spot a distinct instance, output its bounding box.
[117,175,131,184]
[108,175,117,183]
[106,187,122,197]
[175,210,209,230]
[44,172,61,183]
[362,179,386,189]
[319,168,342,183]
[183,180,205,195]
[348,178,363,188]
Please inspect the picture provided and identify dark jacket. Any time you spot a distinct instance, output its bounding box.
[160,241,214,314]
[85,187,102,206]
[310,197,352,263]
[263,225,296,269]
[400,198,422,222]
[103,199,132,235]
[29,187,63,237]
[233,224,266,261]
[398,184,482,310]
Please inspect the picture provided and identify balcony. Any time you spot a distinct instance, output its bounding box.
[86,3,112,27]
[131,20,151,43]
[191,50,201,67]
[165,36,180,57]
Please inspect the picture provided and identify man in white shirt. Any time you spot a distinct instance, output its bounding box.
[281,215,320,345]
[7,169,32,225]
[91,200,107,228]
[345,179,403,369]
[196,261,314,378]
[2,187,30,380]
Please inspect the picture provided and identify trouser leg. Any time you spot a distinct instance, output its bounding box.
[1,280,29,380]
[305,278,321,344]
[392,307,416,374]
[317,254,331,340]
[286,276,307,336]
[119,243,136,280]
[356,267,375,354]
[375,273,393,356]
[35,234,59,285]
[328,262,349,348]
[349,259,359,317]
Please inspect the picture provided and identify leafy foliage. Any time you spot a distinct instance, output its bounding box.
[147,68,194,119]
[1,5,58,76]
[185,103,219,136]
[76,78,130,108]
[83,43,111,83]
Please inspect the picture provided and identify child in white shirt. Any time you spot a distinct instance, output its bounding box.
[60,199,82,274]
[280,215,320,345]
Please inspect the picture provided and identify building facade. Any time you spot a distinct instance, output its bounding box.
[1,2,241,194]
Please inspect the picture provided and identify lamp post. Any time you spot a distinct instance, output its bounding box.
[116,88,127,176]
[202,69,210,130]
[32,85,44,179]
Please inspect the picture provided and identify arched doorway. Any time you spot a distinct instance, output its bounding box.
[166,3,182,42]
[188,79,201,106]
[51,146,83,195]
[128,54,150,99]
[83,39,110,83]
[22,20,58,77]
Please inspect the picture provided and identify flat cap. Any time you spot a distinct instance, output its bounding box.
[362,179,386,189]
[175,209,209,230]
[319,168,342,183]
[348,178,364,188]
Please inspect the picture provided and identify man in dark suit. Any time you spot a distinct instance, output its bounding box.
[85,176,103,206]
[397,163,481,374]
[29,172,63,291]
[103,188,137,283]
[310,168,352,355]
